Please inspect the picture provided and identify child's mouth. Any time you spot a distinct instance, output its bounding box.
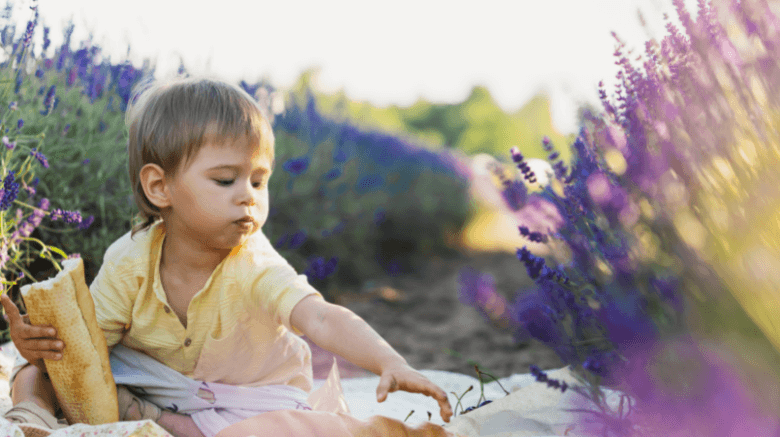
[235,219,254,230]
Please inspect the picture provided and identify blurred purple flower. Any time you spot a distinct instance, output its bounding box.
[30,148,48,168]
[77,215,94,230]
[510,147,537,184]
[50,208,82,224]
[501,180,527,211]
[42,25,50,51]
[304,256,338,281]
[39,85,56,115]
[355,174,384,193]
[282,157,309,176]
[529,364,568,393]
[288,230,307,250]
[322,168,341,181]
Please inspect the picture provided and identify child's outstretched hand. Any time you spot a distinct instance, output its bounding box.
[376,362,453,423]
[1,294,65,374]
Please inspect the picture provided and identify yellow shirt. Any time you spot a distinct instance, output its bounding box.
[90,220,323,392]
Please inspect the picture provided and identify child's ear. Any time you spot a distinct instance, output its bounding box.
[139,163,172,209]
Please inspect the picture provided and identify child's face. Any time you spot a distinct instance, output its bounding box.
[163,136,273,250]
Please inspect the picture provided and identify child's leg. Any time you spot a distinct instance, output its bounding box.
[10,364,59,415]
[155,411,206,437]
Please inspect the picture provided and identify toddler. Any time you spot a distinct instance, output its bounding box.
[0,77,453,437]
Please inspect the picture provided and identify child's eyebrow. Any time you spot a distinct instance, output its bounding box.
[207,164,271,173]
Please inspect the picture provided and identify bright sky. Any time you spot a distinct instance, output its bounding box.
[29,0,699,134]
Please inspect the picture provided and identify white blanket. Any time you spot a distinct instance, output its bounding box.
[0,341,628,437]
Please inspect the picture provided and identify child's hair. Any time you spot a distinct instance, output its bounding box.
[126,76,275,238]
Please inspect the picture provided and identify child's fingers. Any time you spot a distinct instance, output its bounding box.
[19,338,64,360]
[375,374,398,402]
[0,294,22,326]
[25,324,58,340]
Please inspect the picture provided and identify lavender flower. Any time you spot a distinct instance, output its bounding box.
[518,225,548,243]
[50,208,82,224]
[510,147,537,184]
[0,171,19,211]
[282,157,309,176]
[42,25,50,52]
[322,168,341,181]
[355,174,384,193]
[17,119,23,130]
[529,365,568,393]
[457,267,512,328]
[288,230,307,250]
[30,148,49,168]
[40,85,56,115]
[77,215,94,230]
[304,256,339,281]
[516,246,547,280]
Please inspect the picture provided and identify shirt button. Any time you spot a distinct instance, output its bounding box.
[184,338,192,347]
[164,306,171,314]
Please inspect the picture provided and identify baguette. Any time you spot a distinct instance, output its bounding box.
[20,257,119,425]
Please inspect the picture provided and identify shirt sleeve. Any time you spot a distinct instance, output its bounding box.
[247,261,323,335]
[89,256,137,349]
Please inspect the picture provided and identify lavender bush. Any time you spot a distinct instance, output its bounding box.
[0,3,87,314]
[461,0,780,434]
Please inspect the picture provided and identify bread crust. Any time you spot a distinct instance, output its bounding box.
[21,257,119,425]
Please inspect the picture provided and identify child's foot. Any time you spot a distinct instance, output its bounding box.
[117,385,163,423]
[4,401,68,437]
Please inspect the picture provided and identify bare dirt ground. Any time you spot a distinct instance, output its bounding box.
[306,250,565,380]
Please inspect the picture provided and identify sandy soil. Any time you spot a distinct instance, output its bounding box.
[306,250,564,380]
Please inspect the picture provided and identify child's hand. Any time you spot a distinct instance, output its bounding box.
[1,294,64,374]
[376,362,453,423]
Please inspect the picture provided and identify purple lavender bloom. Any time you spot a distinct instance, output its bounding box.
[30,148,49,168]
[20,7,37,49]
[0,171,19,211]
[288,230,307,250]
[42,25,50,51]
[511,292,572,360]
[519,225,548,243]
[274,232,289,249]
[501,180,527,211]
[17,119,23,130]
[8,102,17,111]
[14,70,22,94]
[282,157,309,176]
[510,147,537,184]
[595,295,658,354]
[50,208,82,224]
[322,168,341,181]
[516,246,547,280]
[77,215,94,230]
[304,256,339,281]
[529,365,568,393]
[355,174,384,194]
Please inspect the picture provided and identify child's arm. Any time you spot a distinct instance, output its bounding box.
[291,295,453,422]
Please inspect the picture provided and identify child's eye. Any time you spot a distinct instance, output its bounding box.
[215,179,234,186]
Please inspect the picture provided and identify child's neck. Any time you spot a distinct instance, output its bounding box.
[159,231,232,278]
